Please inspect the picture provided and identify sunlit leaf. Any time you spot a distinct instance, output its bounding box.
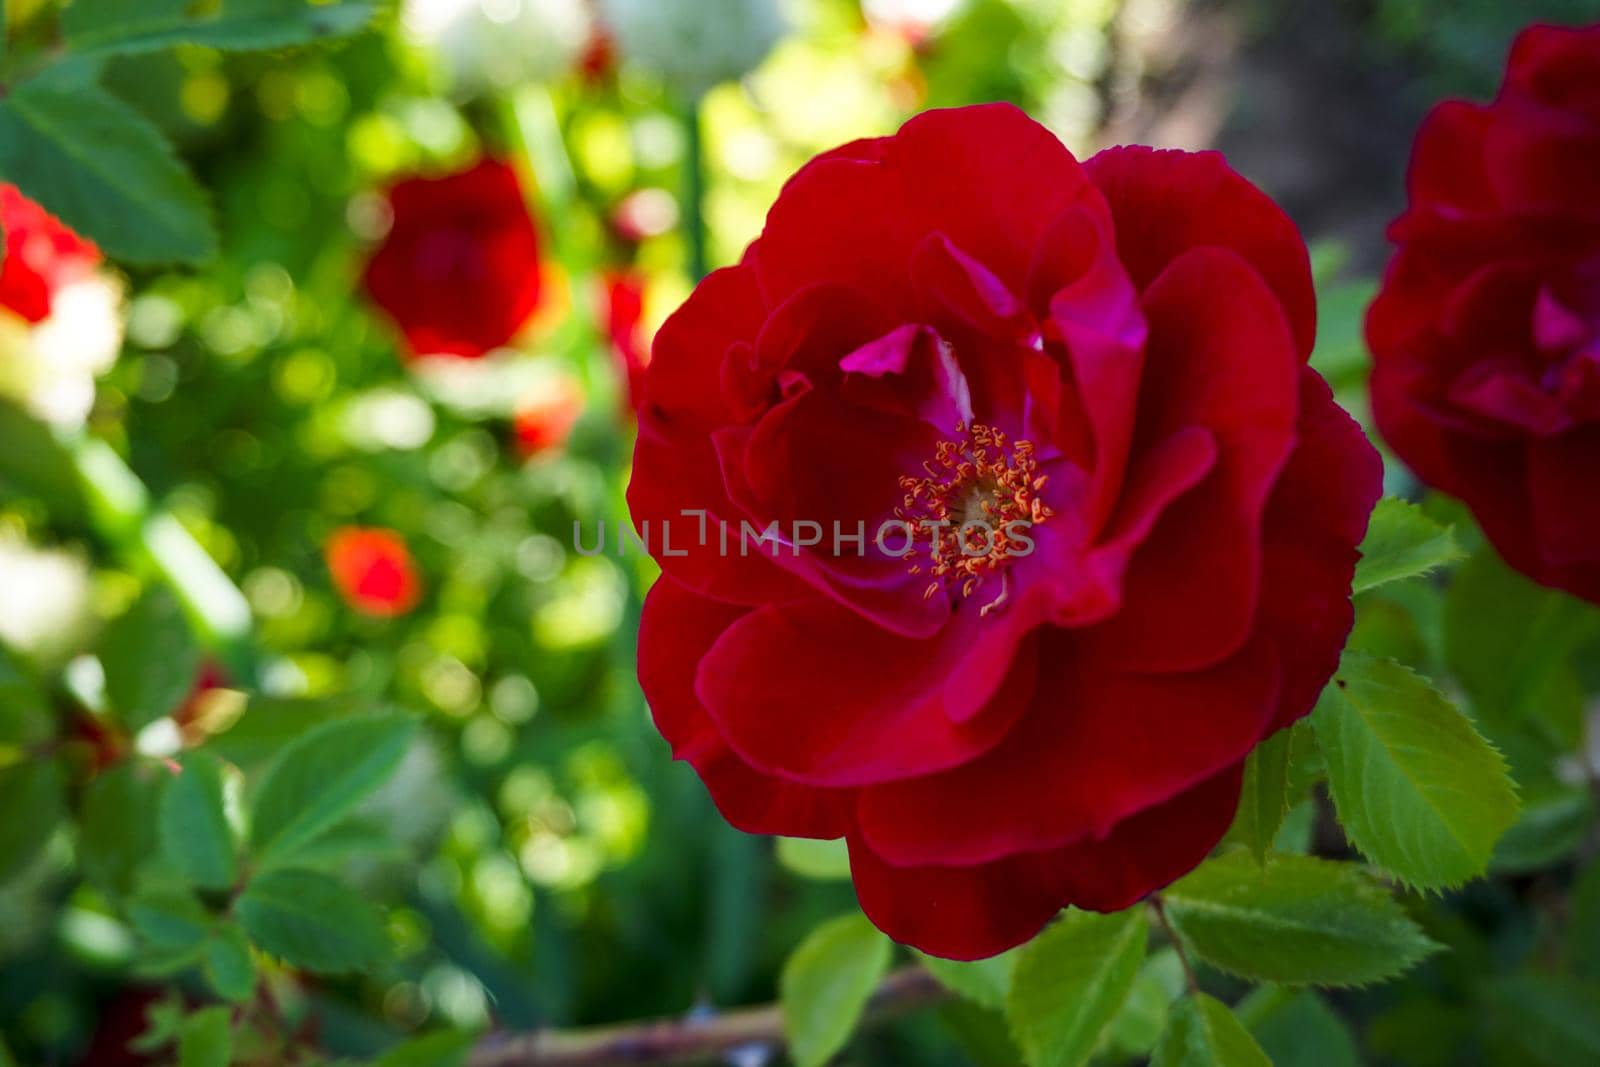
[916,949,1017,1010]
[1353,498,1463,593]
[1007,909,1147,1067]
[780,914,893,1067]
[1313,653,1519,890]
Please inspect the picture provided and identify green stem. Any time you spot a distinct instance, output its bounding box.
[681,96,708,283]
[62,432,262,689]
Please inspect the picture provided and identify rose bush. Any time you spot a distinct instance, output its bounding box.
[361,159,544,360]
[1369,24,1600,603]
[630,104,1383,959]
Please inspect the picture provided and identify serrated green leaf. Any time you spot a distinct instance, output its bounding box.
[204,924,256,1003]
[776,836,851,880]
[1007,908,1148,1067]
[1313,652,1519,890]
[370,1031,477,1067]
[235,867,388,973]
[1162,852,1439,987]
[0,75,215,264]
[160,753,237,890]
[1153,994,1272,1067]
[0,758,63,882]
[780,914,893,1067]
[206,695,345,770]
[100,587,203,731]
[177,1005,231,1067]
[62,0,378,58]
[248,713,417,864]
[1354,498,1463,593]
[1224,728,1292,864]
[81,761,161,895]
[915,949,1017,1010]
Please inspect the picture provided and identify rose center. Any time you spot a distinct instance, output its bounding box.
[896,423,1053,615]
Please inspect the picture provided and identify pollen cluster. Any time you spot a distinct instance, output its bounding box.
[896,422,1052,613]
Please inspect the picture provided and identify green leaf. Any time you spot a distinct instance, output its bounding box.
[1224,728,1292,864]
[0,400,86,523]
[1153,994,1272,1067]
[235,867,388,973]
[0,646,53,747]
[1242,989,1359,1067]
[160,754,237,890]
[1006,908,1148,1067]
[776,836,851,880]
[1313,652,1520,889]
[370,1031,478,1067]
[1104,951,1186,1060]
[81,761,161,895]
[1568,861,1600,983]
[0,74,215,264]
[128,885,211,952]
[177,1005,231,1067]
[1445,548,1596,746]
[0,758,63,882]
[1484,975,1600,1066]
[100,587,203,731]
[1353,498,1463,593]
[0,1035,16,1067]
[916,949,1017,1010]
[206,695,345,770]
[62,0,378,58]
[1491,781,1594,874]
[779,914,893,1067]
[203,924,257,1003]
[248,712,417,864]
[1161,852,1439,987]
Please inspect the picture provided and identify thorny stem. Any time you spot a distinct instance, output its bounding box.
[465,966,948,1067]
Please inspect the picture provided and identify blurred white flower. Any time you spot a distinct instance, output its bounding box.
[863,0,966,36]
[402,0,593,95]
[598,0,788,99]
[0,535,94,664]
[0,274,124,429]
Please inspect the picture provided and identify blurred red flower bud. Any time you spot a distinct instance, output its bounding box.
[326,527,423,618]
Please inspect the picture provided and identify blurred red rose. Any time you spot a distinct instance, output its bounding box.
[0,184,101,324]
[513,374,585,457]
[362,159,543,360]
[326,527,422,618]
[1370,24,1600,602]
[601,269,651,412]
[631,104,1381,959]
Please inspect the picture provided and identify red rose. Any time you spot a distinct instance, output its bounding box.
[0,184,100,325]
[630,104,1381,959]
[326,527,422,618]
[1370,24,1600,602]
[362,159,544,360]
